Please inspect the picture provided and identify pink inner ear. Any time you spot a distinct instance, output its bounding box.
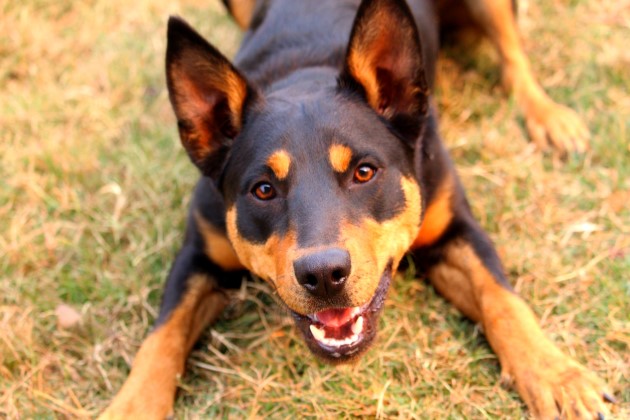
[375,67,393,114]
[348,9,422,119]
[172,69,214,120]
[166,18,251,174]
[168,68,218,164]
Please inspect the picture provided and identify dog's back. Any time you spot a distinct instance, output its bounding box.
[233,0,438,89]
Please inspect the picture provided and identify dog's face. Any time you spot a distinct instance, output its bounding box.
[166,0,429,361]
[222,88,423,359]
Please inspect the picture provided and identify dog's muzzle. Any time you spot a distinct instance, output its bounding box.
[291,269,392,361]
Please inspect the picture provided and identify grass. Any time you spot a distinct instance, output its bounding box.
[1,0,628,417]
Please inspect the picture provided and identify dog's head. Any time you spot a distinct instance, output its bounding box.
[166,0,429,361]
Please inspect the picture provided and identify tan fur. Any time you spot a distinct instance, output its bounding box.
[463,0,589,153]
[429,241,610,418]
[98,276,228,419]
[227,0,257,30]
[346,9,402,112]
[429,259,480,321]
[224,70,248,131]
[328,144,353,173]
[226,208,307,310]
[346,8,422,119]
[169,63,248,165]
[412,175,453,248]
[170,70,215,161]
[347,11,396,110]
[171,65,247,132]
[194,211,245,271]
[339,176,422,304]
[226,177,421,314]
[225,207,293,283]
[266,149,291,180]
[347,47,381,111]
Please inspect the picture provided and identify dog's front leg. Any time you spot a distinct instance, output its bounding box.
[99,246,229,420]
[414,222,614,418]
[463,0,589,154]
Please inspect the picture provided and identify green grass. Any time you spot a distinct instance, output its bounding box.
[1,0,628,417]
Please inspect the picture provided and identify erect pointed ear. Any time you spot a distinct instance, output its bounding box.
[166,16,255,177]
[338,0,429,140]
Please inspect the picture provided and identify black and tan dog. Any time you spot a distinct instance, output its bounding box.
[100,0,613,418]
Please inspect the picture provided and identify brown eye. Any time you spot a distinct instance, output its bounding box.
[353,164,376,183]
[252,182,276,200]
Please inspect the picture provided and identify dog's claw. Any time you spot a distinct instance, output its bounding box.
[602,392,617,404]
[522,97,590,156]
[506,342,615,420]
[597,412,605,420]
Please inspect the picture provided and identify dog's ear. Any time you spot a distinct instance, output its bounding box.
[339,0,429,140]
[166,17,254,177]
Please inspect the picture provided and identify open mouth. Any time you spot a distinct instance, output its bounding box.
[291,271,391,361]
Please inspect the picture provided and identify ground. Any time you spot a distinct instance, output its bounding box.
[1,0,628,418]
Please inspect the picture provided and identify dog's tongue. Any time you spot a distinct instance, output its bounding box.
[316,307,356,327]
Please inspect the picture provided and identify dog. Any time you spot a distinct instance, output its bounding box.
[100,0,613,418]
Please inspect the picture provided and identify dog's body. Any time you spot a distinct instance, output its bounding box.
[100,0,611,418]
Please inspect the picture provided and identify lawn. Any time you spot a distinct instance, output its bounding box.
[1,0,628,417]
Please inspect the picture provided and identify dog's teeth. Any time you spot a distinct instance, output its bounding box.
[351,316,364,335]
[310,324,326,341]
[310,318,363,350]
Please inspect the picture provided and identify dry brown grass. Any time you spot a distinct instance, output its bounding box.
[1,0,628,418]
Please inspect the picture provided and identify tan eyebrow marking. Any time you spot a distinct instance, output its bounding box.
[329,144,353,173]
[266,149,291,180]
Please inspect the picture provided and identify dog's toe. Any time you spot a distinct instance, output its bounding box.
[506,347,615,419]
[525,101,590,156]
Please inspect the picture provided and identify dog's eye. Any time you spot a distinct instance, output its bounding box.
[353,164,377,183]
[252,182,276,200]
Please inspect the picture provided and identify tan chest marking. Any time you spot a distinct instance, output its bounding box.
[413,175,454,248]
[194,211,245,271]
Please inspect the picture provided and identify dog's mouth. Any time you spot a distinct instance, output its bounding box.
[291,271,391,362]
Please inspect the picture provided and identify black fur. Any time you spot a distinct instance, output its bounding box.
[161,0,511,352]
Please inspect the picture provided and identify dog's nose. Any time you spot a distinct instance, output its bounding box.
[293,248,351,298]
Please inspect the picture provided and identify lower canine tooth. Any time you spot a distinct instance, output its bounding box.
[351,316,364,335]
[310,324,326,341]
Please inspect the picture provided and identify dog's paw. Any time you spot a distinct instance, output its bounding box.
[524,99,590,156]
[504,349,615,419]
